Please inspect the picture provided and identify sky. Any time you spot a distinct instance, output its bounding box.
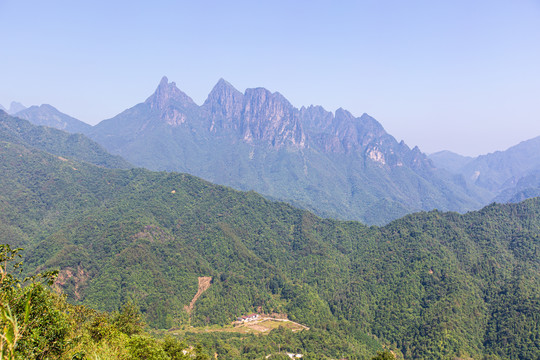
[0,0,539,156]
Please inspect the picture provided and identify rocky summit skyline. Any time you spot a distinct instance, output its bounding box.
[9,75,540,224]
[3,2,539,156]
[0,101,27,115]
[74,76,485,225]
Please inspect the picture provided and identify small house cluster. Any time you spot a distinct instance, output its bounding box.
[237,313,259,322]
[286,353,303,359]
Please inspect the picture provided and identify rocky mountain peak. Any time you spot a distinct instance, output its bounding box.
[357,113,386,137]
[12,103,92,133]
[39,104,57,111]
[403,145,434,170]
[9,101,27,115]
[210,78,241,96]
[203,78,244,123]
[334,107,354,120]
[299,105,334,133]
[158,75,169,87]
[241,87,305,148]
[145,76,195,110]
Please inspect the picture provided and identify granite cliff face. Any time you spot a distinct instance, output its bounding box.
[84,77,486,224]
[109,77,435,170]
[145,76,196,111]
[203,78,244,130]
[136,78,426,157]
[241,87,305,148]
[299,106,432,170]
[144,76,197,127]
[134,77,306,148]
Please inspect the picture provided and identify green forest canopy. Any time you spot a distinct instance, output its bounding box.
[0,138,539,359]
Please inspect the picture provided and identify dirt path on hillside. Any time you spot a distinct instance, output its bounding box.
[184,276,212,314]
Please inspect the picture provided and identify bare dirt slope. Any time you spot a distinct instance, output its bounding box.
[184,276,212,314]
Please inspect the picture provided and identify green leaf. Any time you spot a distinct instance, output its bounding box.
[24,296,31,324]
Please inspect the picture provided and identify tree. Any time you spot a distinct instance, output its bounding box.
[371,350,395,360]
[113,301,145,336]
[0,244,68,359]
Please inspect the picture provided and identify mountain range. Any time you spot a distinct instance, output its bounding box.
[0,101,27,114]
[0,110,130,169]
[14,103,92,134]
[430,136,540,204]
[0,116,539,359]
[9,77,540,225]
[14,77,492,225]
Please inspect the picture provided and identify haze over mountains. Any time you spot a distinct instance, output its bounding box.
[0,101,27,114]
[430,136,540,204]
[14,104,92,134]
[8,77,540,225]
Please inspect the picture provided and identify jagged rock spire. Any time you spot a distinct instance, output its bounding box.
[203,78,244,122]
[145,76,195,110]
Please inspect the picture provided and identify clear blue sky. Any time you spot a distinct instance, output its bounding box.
[1,0,539,156]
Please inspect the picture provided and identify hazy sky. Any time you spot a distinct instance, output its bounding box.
[1,1,539,156]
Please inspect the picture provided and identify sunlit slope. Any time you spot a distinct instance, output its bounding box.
[1,139,539,359]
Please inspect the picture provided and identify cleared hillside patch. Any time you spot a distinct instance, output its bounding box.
[184,276,212,314]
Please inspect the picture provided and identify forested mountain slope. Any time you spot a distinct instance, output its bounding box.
[1,137,539,359]
[0,110,131,169]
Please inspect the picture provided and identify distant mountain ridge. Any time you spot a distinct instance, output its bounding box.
[461,136,540,191]
[14,104,92,134]
[429,137,540,203]
[0,110,131,169]
[21,77,540,224]
[494,170,540,203]
[0,101,27,114]
[83,76,485,224]
[429,150,474,173]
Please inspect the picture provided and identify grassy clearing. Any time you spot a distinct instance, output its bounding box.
[253,319,306,332]
[167,318,308,336]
